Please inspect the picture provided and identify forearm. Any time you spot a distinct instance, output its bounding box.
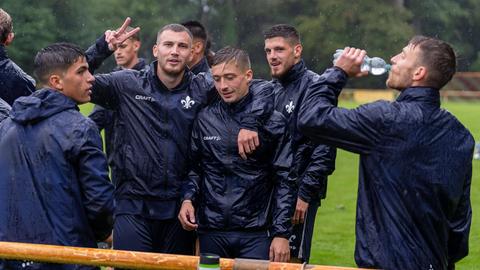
[85,34,113,74]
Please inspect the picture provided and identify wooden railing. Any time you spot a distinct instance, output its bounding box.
[0,241,371,270]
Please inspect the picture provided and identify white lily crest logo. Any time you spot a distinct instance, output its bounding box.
[285,101,295,114]
[181,96,195,109]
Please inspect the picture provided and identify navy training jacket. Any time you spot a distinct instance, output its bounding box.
[0,89,114,270]
[272,60,336,202]
[183,80,295,238]
[0,97,10,122]
[190,56,210,75]
[90,54,273,219]
[298,67,474,270]
[0,45,36,105]
[88,58,147,165]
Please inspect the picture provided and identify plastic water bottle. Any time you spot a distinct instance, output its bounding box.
[198,253,220,270]
[333,49,391,75]
[474,143,480,160]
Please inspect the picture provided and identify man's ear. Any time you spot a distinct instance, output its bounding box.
[245,69,253,82]
[293,43,303,59]
[152,44,158,58]
[193,41,203,54]
[48,74,63,91]
[4,32,14,46]
[413,66,427,82]
[133,40,141,53]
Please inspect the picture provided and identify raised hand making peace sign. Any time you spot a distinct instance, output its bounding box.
[104,17,141,51]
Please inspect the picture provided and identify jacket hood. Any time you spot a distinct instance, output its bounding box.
[10,88,78,124]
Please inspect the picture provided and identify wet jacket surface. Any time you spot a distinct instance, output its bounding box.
[190,56,210,75]
[89,38,274,220]
[0,89,114,270]
[298,67,474,270]
[88,58,147,163]
[0,97,10,122]
[272,60,336,202]
[0,45,36,105]
[183,81,295,237]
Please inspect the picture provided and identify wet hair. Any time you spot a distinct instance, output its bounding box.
[0,8,13,44]
[212,46,250,71]
[34,42,85,85]
[181,20,207,42]
[409,36,456,89]
[156,24,192,44]
[263,24,301,45]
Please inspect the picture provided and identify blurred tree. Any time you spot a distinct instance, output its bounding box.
[2,0,480,85]
[404,0,475,71]
[3,0,96,76]
[292,0,414,88]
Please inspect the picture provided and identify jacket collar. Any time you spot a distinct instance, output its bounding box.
[396,86,440,107]
[148,61,192,92]
[131,58,147,71]
[221,91,253,113]
[0,45,7,60]
[190,57,210,75]
[113,58,147,72]
[277,59,307,85]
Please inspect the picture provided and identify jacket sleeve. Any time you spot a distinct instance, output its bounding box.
[88,104,113,132]
[1,71,35,105]
[240,79,275,132]
[182,119,202,203]
[91,72,122,110]
[447,161,472,266]
[297,67,392,155]
[75,121,115,241]
[297,143,336,202]
[85,34,113,74]
[268,113,295,238]
[0,98,11,123]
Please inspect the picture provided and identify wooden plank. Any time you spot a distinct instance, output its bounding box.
[0,241,370,270]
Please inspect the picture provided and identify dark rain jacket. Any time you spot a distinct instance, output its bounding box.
[0,89,114,270]
[273,60,336,202]
[298,67,474,270]
[0,97,10,122]
[0,45,36,105]
[190,56,210,75]
[88,58,147,164]
[183,81,295,237]
[89,37,273,220]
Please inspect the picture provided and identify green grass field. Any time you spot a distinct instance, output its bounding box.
[80,100,479,268]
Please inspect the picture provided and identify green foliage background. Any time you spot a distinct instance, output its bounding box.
[5,0,478,267]
[4,0,480,86]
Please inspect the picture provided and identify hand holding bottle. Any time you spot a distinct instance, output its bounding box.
[333,47,369,77]
[333,47,391,76]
